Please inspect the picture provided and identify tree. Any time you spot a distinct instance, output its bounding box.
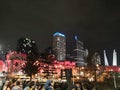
[40,46,55,63]
[91,52,101,66]
[17,38,39,80]
[21,54,40,80]
[40,47,56,77]
[16,38,38,56]
[42,47,53,56]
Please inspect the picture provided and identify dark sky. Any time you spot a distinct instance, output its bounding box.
[0,0,120,64]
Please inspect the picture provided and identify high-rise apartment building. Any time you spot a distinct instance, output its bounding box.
[53,32,66,61]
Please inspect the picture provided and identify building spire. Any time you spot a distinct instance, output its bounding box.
[113,49,117,66]
[104,50,109,66]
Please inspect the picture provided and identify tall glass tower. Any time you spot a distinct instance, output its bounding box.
[53,32,66,61]
[73,36,86,66]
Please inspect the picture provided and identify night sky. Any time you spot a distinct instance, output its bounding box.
[0,0,120,64]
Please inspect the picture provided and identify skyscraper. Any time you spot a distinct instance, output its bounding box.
[53,32,66,61]
[73,36,86,66]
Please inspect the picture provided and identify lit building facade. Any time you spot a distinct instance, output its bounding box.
[73,36,87,67]
[53,32,66,61]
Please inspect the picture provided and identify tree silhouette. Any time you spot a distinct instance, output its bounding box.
[16,38,38,56]
[40,47,56,77]
[40,47,53,58]
[21,53,40,81]
[17,38,39,80]
[21,54,40,80]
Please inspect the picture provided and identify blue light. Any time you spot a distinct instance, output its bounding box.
[53,32,65,37]
[75,36,78,40]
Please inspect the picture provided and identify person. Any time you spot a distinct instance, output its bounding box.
[60,82,68,90]
[2,77,6,90]
[23,81,31,90]
[6,81,12,90]
[29,83,35,90]
[37,84,43,90]
[12,81,22,90]
[44,77,52,90]
[0,78,3,90]
[84,81,94,90]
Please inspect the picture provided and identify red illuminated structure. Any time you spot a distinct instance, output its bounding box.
[0,51,118,80]
[0,60,5,72]
[6,51,26,74]
[105,66,120,72]
[1,51,75,76]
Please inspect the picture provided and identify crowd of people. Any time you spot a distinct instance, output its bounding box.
[3,77,44,90]
[1,76,55,90]
[0,76,97,90]
[1,76,120,90]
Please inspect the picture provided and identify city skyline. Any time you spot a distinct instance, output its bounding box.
[0,0,120,63]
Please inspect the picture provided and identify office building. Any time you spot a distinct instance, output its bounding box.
[53,32,66,61]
